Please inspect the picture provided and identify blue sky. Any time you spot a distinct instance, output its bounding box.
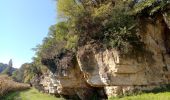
[0,0,56,68]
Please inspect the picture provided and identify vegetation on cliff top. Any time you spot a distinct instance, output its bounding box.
[34,0,142,61]
[132,0,169,15]
[34,0,170,55]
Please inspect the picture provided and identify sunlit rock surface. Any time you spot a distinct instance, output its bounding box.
[33,7,170,100]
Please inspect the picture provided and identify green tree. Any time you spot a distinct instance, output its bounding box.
[8,59,13,67]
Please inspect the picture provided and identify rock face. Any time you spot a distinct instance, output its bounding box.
[75,14,170,98]
[34,9,170,100]
[40,51,107,100]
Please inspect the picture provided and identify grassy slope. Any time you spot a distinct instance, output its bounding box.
[3,88,170,100]
[1,88,62,100]
[109,92,170,100]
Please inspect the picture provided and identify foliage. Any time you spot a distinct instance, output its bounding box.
[101,4,143,53]
[12,63,41,83]
[57,0,143,53]
[34,22,78,60]
[33,21,78,75]
[132,0,170,15]
[8,59,13,67]
[11,70,18,80]
[57,0,84,19]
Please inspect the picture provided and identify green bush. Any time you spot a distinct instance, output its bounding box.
[132,0,169,15]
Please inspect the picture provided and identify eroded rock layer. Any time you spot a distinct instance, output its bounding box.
[32,6,170,100]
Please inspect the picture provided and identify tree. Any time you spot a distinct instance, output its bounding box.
[8,59,13,67]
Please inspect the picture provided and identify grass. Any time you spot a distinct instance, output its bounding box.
[109,92,170,100]
[2,88,170,100]
[1,88,62,100]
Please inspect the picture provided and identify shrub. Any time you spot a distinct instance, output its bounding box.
[0,75,30,96]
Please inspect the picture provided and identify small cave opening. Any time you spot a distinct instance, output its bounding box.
[74,86,108,100]
[91,87,108,100]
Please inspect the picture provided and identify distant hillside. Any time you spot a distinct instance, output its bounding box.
[0,63,8,73]
[0,60,17,76]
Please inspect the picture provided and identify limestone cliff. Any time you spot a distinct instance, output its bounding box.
[32,2,170,100]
